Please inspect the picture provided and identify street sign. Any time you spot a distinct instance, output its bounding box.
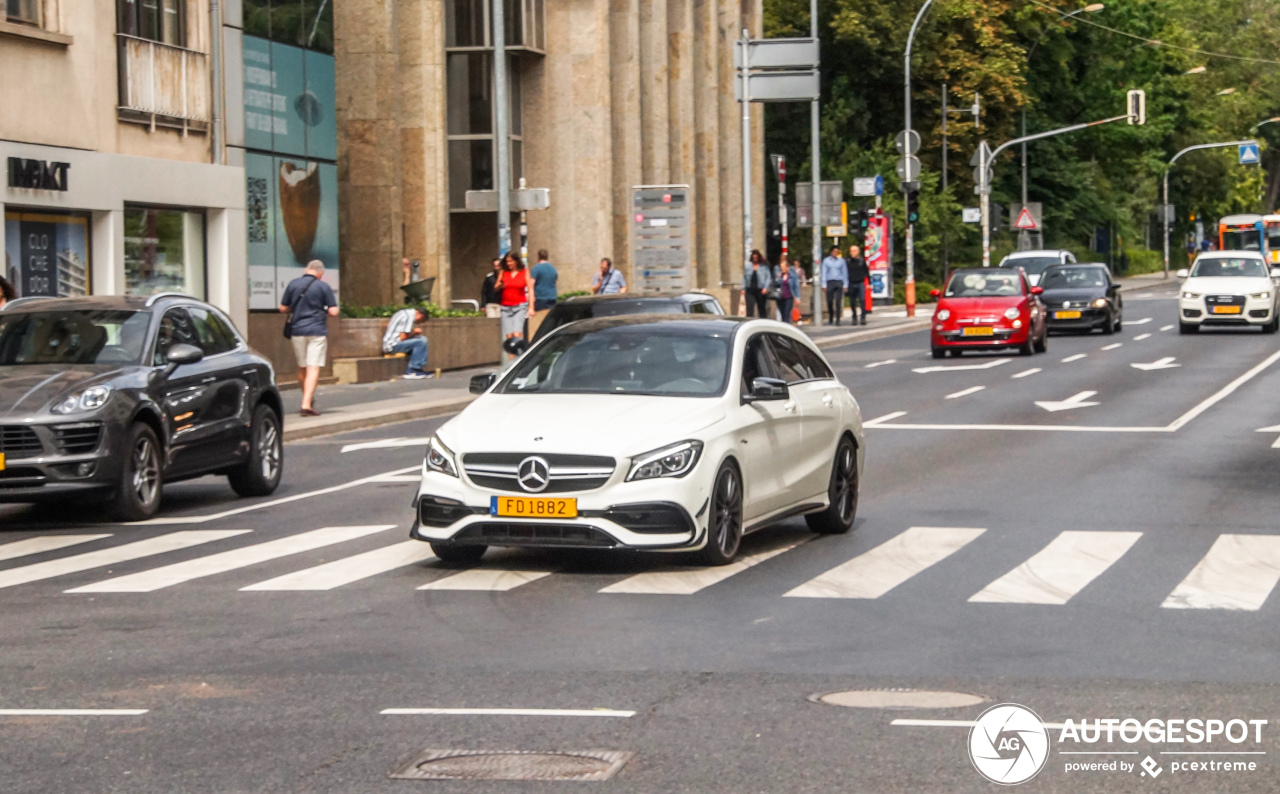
[962,207,981,223]
[1162,204,1176,223]
[796,205,814,227]
[853,177,877,197]
[734,70,820,102]
[969,142,993,167]
[796,181,843,227]
[1240,142,1261,165]
[895,130,921,156]
[733,38,819,69]
[465,188,551,212]
[1010,202,1043,231]
[825,203,848,238]
[630,185,691,295]
[971,166,993,186]
[896,156,921,182]
[771,154,786,181]
[875,174,884,196]
[1013,206,1038,230]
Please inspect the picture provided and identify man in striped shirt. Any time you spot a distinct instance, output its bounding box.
[382,307,431,379]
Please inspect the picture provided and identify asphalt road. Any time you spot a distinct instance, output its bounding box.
[4,278,1280,792]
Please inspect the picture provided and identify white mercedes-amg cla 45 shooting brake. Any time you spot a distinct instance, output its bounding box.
[410,315,864,565]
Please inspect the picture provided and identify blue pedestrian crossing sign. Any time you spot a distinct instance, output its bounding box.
[1239,142,1261,165]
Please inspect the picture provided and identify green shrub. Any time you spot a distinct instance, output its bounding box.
[558,290,591,300]
[339,302,482,319]
[1122,249,1164,275]
[892,280,939,305]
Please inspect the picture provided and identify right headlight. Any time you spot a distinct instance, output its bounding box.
[1182,291,1201,299]
[935,309,951,321]
[424,436,458,478]
[627,441,703,481]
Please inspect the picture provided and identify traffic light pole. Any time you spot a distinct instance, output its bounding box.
[809,0,823,327]
[902,0,935,317]
[1162,140,1258,277]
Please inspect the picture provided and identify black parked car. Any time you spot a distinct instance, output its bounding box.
[0,294,284,520]
[1038,264,1123,334]
[530,292,724,343]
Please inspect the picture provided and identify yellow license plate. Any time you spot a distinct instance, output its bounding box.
[1055,310,1082,320]
[961,326,995,337]
[0,452,5,471]
[1212,305,1242,314]
[490,495,577,518]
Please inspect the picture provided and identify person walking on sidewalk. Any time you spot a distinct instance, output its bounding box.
[772,255,802,324]
[528,249,558,340]
[846,244,870,326]
[742,250,772,318]
[279,259,338,416]
[592,258,627,295]
[820,246,849,326]
[382,306,431,379]
[481,258,502,318]
[496,251,533,357]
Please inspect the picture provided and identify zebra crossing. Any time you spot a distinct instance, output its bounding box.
[1,524,1280,611]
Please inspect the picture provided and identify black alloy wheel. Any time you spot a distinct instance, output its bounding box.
[229,404,284,497]
[699,462,743,566]
[1102,310,1115,335]
[805,437,858,535]
[111,423,163,521]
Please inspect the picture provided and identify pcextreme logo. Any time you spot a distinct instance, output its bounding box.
[968,703,1051,785]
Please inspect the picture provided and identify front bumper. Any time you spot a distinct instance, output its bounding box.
[931,323,1029,349]
[0,420,121,503]
[1179,296,1273,325]
[1045,306,1108,330]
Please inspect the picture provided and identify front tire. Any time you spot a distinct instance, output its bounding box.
[430,543,487,566]
[805,437,858,535]
[1263,316,1278,334]
[931,346,945,359]
[1102,311,1115,335]
[228,404,283,497]
[111,423,163,521]
[1033,328,1048,353]
[698,461,743,565]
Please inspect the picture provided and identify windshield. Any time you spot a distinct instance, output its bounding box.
[500,325,731,397]
[1190,258,1269,278]
[1040,268,1107,289]
[944,271,1024,298]
[536,300,686,340]
[0,310,151,365]
[1001,256,1060,276]
[1221,229,1262,251]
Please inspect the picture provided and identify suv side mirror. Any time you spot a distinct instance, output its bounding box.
[745,376,788,402]
[1176,268,1189,279]
[157,343,203,381]
[469,373,497,394]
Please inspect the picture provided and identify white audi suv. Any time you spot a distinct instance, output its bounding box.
[411,315,864,566]
[1177,252,1280,333]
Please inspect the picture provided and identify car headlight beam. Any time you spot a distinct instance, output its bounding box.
[51,385,113,415]
[425,435,459,478]
[1092,298,1108,308]
[627,440,703,481]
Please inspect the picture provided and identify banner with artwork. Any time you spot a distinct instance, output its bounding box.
[864,213,892,300]
[246,152,339,309]
[4,211,90,298]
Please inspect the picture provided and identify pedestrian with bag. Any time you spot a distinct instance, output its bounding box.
[820,245,849,325]
[846,243,870,326]
[592,258,627,295]
[279,259,338,416]
[382,306,431,379]
[741,249,772,318]
[496,251,533,359]
[772,255,802,324]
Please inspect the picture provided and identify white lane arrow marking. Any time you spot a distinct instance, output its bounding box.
[1035,391,1100,412]
[1131,357,1180,371]
[865,359,897,368]
[1128,318,1153,325]
[913,359,1012,374]
[340,438,432,453]
[1256,424,1280,449]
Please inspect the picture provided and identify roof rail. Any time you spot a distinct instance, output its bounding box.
[144,292,194,307]
[0,296,56,311]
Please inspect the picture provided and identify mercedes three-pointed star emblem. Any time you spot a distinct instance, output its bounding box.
[517,456,551,493]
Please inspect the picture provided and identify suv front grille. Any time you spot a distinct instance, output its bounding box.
[1206,294,1246,307]
[0,426,43,457]
[462,452,616,494]
[53,423,103,455]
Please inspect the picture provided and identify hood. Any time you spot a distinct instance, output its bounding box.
[938,296,1023,315]
[0,364,126,415]
[1038,287,1104,305]
[439,393,727,457]
[1184,276,1272,295]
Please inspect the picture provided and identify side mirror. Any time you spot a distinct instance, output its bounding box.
[1030,286,1044,295]
[469,373,497,394]
[502,336,528,356]
[745,376,789,402]
[929,289,941,299]
[1176,268,1189,279]
[157,343,203,381]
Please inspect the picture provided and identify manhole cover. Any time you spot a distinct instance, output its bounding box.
[814,689,987,710]
[389,749,633,781]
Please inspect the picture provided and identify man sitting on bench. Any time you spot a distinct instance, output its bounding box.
[382,306,431,379]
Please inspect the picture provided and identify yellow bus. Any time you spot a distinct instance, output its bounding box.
[1218,214,1268,256]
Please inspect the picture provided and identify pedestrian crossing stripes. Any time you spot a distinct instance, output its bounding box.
[1,525,1279,611]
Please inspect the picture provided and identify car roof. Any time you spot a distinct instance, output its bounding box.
[0,293,213,313]
[1196,250,1265,259]
[949,267,1020,276]
[561,293,715,306]
[1045,262,1107,269]
[1002,250,1069,258]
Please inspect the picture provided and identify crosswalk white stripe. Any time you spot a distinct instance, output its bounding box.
[0,531,248,590]
[1162,535,1280,610]
[968,531,1142,604]
[66,526,394,593]
[598,539,804,595]
[783,527,985,599]
[0,535,110,563]
[418,568,551,591]
[240,540,433,591]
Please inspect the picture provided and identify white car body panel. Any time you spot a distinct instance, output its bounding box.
[1179,254,1278,326]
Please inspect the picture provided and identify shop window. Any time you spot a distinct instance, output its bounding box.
[124,207,206,299]
[3,212,91,299]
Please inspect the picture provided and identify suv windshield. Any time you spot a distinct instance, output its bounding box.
[0,310,151,365]
[1190,258,1269,278]
[501,324,731,396]
[1001,256,1060,276]
[945,270,1023,297]
[1041,268,1107,289]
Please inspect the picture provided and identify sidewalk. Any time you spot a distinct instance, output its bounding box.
[801,303,935,349]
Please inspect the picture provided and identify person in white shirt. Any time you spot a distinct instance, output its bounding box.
[382,307,431,379]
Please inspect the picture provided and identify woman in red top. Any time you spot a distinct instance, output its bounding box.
[496,252,533,356]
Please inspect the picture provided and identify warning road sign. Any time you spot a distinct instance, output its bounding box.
[1014,207,1038,230]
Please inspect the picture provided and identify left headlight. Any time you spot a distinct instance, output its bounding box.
[1182,291,1201,299]
[1251,291,1271,299]
[627,440,703,481]
[424,435,458,478]
[1003,307,1021,320]
[1092,298,1108,308]
[51,385,113,415]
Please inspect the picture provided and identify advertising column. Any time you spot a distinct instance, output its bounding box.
[865,212,892,300]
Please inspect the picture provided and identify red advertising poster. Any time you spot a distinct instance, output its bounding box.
[864,214,892,300]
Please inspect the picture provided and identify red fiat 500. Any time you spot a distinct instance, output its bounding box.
[929,268,1047,358]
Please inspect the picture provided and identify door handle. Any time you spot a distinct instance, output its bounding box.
[822,394,834,406]
[201,376,217,384]
[783,400,797,412]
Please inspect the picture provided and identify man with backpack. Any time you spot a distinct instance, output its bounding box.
[279,260,338,416]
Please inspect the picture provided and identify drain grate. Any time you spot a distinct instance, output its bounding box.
[812,689,987,710]
[389,749,633,781]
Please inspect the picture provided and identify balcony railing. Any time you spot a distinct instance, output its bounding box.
[117,33,210,133]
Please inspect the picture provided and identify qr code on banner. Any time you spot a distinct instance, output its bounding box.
[247,177,269,243]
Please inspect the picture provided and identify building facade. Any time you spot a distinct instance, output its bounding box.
[0,0,247,327]
[334,0,765,309]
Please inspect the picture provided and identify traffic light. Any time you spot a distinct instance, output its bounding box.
[906,189,920,224]
[856,209,869,231]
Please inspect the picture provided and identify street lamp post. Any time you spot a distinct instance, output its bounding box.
[810,0,824,326]
[1162,140,1259,277]
[902,0,937,317]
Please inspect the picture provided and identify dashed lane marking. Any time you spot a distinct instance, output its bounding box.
[784,527,985,599]
[1101,343,1122,351]
[1129,318,1153,325]
[945,386,985,399]
[865,359,897,368]
[1061,354,1087,363]
[381,708,635,718]
[1161,324,1175,331]
[913,359,1011,374]
[1012,368,1041,379]
[968,531,1143,604]
[864,411,908,426]
[1134,333,1152,341]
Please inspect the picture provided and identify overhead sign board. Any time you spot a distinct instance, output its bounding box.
[853,177,877,197]
[630,185,691,295]
[962,207,981,223]
[1239,142,1261,165]
[734,70,820,102]
[733,38,819,69]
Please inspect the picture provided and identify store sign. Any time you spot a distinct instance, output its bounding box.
[7,158,70,191]
[630,186,692,295]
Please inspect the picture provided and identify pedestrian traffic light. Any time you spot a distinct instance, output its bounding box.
[906,189,920,224]
[856,209,869,231]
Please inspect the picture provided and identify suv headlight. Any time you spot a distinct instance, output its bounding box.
[1003,307,1021,320]
[424,436,458,478]
[1182,291,1201,299]
[1251,291,1271,299]
[627,440,703,481]
[51,385,113,414]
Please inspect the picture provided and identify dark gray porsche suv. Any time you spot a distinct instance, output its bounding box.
[0,294,284,520]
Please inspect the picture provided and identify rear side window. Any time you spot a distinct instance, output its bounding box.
[767,333,833,383]
[186,307,239,355]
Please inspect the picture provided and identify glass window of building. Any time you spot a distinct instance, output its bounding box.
[6,0,40,26]
[241,0,333,53]
[3,212,91,298]
[124,207,206,299]
[117,0,184,45]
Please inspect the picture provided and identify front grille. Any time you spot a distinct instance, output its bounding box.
[0,466,46,486]
[452,522,617,548]
[0,426,43,457]
[1206,294,1246,307]
[462,453,616,494]
[52,423,103,455]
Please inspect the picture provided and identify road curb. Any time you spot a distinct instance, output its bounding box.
[283,397,476,442]
[811,319,932,350]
